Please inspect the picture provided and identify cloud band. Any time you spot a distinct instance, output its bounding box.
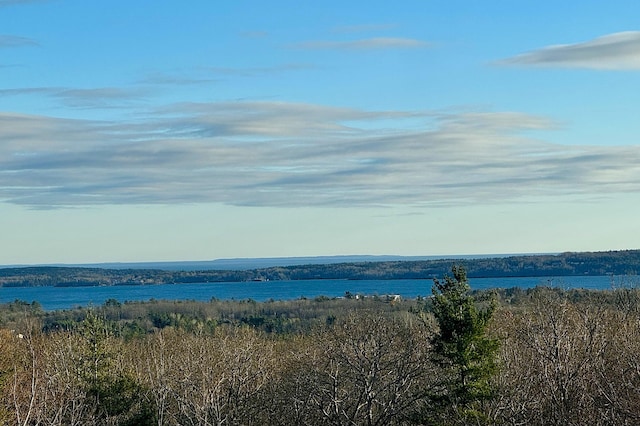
[1,102,638,209]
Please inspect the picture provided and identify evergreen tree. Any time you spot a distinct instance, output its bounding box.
[79,312,156,425]
[429,265,499,423]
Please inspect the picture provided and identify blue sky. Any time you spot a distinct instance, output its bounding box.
[1,0,639,264]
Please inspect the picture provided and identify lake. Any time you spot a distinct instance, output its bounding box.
[1,275,635,311]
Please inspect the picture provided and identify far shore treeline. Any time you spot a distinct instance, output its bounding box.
[1,250,639,287]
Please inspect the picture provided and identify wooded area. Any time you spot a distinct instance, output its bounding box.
[2,271,640,425]
[2,249,639,287]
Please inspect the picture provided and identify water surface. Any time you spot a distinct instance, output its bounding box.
[0,275,629,311]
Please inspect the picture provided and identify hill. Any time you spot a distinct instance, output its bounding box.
[0,250,638,287]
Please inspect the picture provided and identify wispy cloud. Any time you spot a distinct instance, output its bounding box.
[0,86,147,109]
[1,101,639,209]
[0,87,54,96]
[240,30,269,39]
[139,65,311,86]
[0,0,45,6]
[293,37,429,50]
[139,72,217,86]
[331,24,397,34]
[53,87,149,108]
[205,63,315,77]
[499,31,640,70]
[0,35,38,48]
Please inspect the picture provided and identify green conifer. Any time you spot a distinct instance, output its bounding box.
[430,265,499,423]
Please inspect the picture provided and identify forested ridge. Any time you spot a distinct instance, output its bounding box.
[1,249,639,287]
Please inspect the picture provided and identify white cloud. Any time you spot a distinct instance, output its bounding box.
[500,31,640,70]
[1,102,639,209]
[293,37,429,50]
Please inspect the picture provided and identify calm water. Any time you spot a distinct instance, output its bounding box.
[0,275,632,311]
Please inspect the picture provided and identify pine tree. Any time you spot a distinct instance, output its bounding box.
[79,312,156,425]
[430,265,499,423]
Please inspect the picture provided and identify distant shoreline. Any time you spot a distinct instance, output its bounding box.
[1,253,552,271]
[1,249,638,288]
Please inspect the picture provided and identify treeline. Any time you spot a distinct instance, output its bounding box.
[3,282,640,425]
[1,249,639,287]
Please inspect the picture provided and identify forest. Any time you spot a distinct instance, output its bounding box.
[2,267,640,425]
[2,249,640,287]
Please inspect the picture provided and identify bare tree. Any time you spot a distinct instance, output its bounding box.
[303,312,433,426]
[137,327,278,425]
[494,290,609,425]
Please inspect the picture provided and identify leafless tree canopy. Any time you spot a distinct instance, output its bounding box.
[2,286,640,425]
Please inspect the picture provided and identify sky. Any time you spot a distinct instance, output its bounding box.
[1,0,639,265]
